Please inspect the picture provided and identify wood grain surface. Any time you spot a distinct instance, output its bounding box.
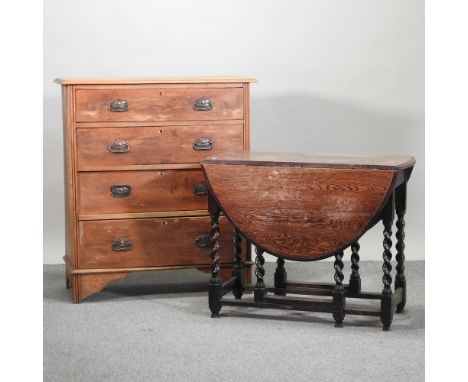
[78,169,207,215]
[202,164,396,260]
[75,87,244,122]
[202,152,416,170]
[58,78,254,302]
[78,216,246,269]
[76,124,244,168]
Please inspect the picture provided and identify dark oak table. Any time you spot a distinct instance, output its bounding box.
[201,152,416,330]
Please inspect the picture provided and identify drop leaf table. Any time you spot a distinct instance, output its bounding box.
[201,152,415,331]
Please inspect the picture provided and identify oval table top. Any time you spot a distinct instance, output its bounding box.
[202,152,415,170]
[202,152,415,261]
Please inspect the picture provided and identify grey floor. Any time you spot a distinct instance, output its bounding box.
[44,261,424,382]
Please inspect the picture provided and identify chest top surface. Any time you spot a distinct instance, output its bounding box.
[54,76,257,85]
[202,152,415,171]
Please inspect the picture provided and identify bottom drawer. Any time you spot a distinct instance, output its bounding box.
[78,216,247,269]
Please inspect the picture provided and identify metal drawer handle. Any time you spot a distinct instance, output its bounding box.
[111,185,131,198]
[108,99,129,112]
[112,238,133,252]
[193,97,212,111]
[195,234,211,248]
[193,137,213,151]
[193,182,208,196]
[108,140,129,153]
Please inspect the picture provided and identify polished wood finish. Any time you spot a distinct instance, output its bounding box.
[58,77,254,302]
[76,124,243,168]
[203,152,415,330]
[78,169,207,214]
[75,87,243,122]
[202,164,396,260]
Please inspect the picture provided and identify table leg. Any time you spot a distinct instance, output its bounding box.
[349,241,361,294]
[208,193,222,318]
[381,193,395,331]
[274,257,287,296]
[254,246,266,302]
[333,250,345,327]
[395,183,407,313]
[232,228,244,300]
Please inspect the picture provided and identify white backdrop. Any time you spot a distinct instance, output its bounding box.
[44,0,424,263]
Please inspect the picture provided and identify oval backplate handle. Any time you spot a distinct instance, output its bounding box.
[108,99,129,112]
[193,182,208,196]
[193,137,213,151]
[108,140,129,153]
[193,97,213,111]
[112,238,133,252]
[195,234,211,248]
[111,185,131,198]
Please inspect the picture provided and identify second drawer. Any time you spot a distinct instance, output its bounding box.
[76,124,244,169]
[78,169,208,215]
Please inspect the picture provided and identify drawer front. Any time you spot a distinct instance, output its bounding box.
[76,124,244,169]
[78,216,245,269]
[75,87,244,122]
[78,169,208,215]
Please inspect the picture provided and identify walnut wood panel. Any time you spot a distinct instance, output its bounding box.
[75,87,244,122]
[78,169,207,215]
[79,216,246,269]
[76,124,244,169]
[202,164,396,261]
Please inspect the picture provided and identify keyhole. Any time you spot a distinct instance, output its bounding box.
[159,129,163,134]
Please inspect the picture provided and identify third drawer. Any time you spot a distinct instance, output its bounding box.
[78,169,208,215]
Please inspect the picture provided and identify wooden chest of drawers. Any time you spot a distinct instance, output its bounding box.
[55,76,256,303]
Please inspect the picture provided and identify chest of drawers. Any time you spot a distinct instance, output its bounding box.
[55,76,256,303]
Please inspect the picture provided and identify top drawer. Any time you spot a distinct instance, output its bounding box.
[75,86,244,122]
